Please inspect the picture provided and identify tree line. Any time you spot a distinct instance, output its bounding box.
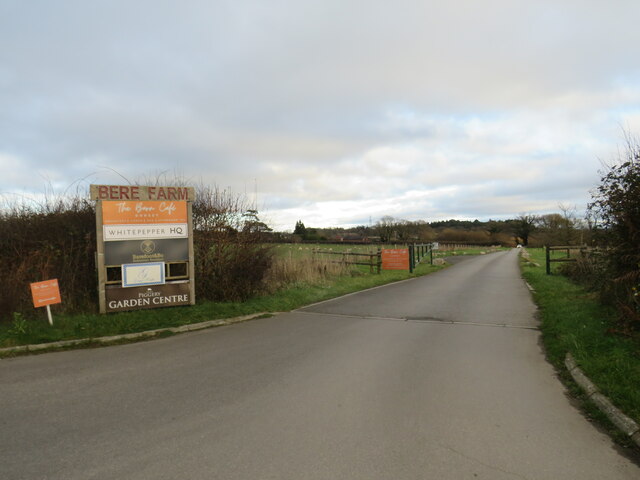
[288,208,589,247]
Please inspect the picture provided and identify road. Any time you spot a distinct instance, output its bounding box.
[1,249,638,479]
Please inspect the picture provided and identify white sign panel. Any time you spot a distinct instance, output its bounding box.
[103,224,188,241]
[122,262,166,288]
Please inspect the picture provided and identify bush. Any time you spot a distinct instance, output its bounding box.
[588,134,640,328]
[558,251,608,293]
[192,185,273,302]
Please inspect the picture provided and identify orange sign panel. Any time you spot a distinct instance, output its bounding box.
[382,249,410,270]
[30,279,62,308]
[102,201,188,225]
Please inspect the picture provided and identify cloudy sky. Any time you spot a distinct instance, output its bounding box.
[2,1,639,230]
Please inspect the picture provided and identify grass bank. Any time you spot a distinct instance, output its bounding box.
[521,248,640,444]
[0,259,444,353]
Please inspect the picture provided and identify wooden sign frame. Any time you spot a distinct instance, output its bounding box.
[90,185,196,314]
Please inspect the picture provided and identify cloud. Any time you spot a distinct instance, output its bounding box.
[1,1,640,228]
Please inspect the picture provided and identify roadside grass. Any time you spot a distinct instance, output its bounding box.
[0,259,443,353]
[521,248,640,441]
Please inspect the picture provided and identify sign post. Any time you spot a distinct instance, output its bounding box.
[30,279,62,325]
[381,249,410,271]
[90,185,196,314]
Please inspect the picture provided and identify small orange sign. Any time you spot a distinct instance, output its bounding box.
[382,249,410,270]
[102,201,188,225]
[30,279,62,308]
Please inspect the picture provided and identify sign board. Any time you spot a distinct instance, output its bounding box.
[105,283,191,312]
[105,239,189,265]
[102,201,188,225]
[103,224,188,241]
[91,184,195,314]
[122,262,165,288]
[431,242,440,250]
[382,249,410,270]
[30,279,62,308]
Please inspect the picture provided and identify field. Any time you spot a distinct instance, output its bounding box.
[273,242,505,261]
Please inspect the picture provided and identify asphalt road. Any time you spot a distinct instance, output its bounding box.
[1,250,639,479]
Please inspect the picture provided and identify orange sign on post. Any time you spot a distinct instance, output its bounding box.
[381,249,410,270]
[30,279,61,325]
[102,201,188,225]
[30,279,62,308]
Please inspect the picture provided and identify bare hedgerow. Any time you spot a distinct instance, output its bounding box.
[0,194,97,321]
[192,184,274,302]
[588,132,640,328]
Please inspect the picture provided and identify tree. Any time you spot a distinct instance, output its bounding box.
[242,209,272,235]
[511,214,537,246]
[558,203,579,244]
[486,221,502,241]
[537,213,564,244]
[376,216,397,243]
[394,219,412,241]
[293,220,306,236]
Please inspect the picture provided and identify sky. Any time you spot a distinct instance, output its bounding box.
[2,0,640,231]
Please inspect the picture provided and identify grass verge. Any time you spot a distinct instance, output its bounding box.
[0,260,444,354]
[521,248,640,446]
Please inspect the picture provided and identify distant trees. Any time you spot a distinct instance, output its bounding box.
[287,212,594,248]
[372,217,436,243]
[535,205,582,246]
[292,220,325,241]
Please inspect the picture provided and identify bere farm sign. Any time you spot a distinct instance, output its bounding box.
[90,185,196,314]
[93,184,190,201]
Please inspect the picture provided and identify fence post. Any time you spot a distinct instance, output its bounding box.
[545,246,551,275]
[409,244,415,273]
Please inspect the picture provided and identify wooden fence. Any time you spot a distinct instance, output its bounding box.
[313,249,382,273]
[313,242,437,274]
[545,245,591,274]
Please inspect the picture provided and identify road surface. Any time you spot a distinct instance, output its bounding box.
[1,249,638,479]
